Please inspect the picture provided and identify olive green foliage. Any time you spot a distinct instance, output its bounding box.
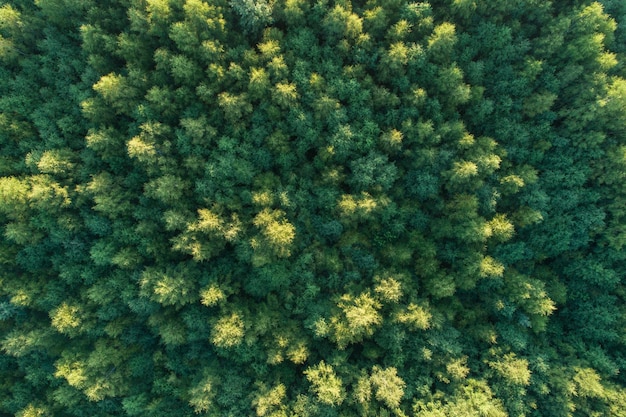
[1,0,625,415]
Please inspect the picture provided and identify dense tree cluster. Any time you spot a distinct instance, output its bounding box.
[1,0,625,415]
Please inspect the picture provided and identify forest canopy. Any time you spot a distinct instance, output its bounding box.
[1,0,626,416]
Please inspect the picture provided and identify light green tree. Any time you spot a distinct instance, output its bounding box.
[304,361,345,406]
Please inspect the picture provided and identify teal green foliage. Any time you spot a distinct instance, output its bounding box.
[230,0,274,34]
[0,0,625,415]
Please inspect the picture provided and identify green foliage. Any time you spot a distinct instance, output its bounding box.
[230,0,274,34]
[211,312,245,348]
[304,361,345,406]
[1,0,625,415]
[414,379,507,417]
[369,366,406,408]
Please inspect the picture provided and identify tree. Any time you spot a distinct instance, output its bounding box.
[370,366,406,408]
[92,73,139,115]
[251,208,296,261]
[427,22,456,64]
[230,0,274,34]
[304,361,345,406]
[211,312,245,348]
[317,292,383,349]
[0,4,23,63]
[139,265,198,307]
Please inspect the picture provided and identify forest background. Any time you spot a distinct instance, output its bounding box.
[1,0,626,416]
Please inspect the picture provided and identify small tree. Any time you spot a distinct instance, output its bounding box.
[370,366,406,408]
[304,361,345,406]
[230,0,274,34]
